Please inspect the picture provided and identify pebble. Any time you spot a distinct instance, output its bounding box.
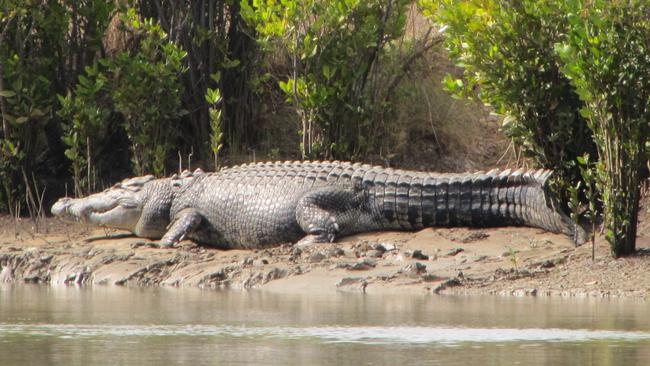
[379,243,396,252]
[446,248,464,256]
[253,258,269,266]
[411,250,429,260]
[402,262,427,275]
[327,247,345,257]
[348,258,376,271]
[422,273,443,282]
[309,252,326,263]
[366,250,384,258]
[433,278,461,294]
[336,277,364,287]
[540,260,555,268]
[263,268,288,283]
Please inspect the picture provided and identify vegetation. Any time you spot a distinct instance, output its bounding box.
[107,9,187,176]
[427,0,596,201]
[1,1,649,257]
[428,0,649,256]
[557,0,649,256]
[242,0,414,159]
[206,83,224,169]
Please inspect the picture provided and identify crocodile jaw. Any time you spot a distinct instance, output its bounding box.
[51,193,143,233]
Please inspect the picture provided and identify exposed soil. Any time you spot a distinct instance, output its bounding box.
[2,208,649,299]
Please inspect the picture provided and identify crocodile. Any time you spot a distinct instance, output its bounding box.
[51,161,585,249]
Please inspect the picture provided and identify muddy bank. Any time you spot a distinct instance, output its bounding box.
[1,216,649,299]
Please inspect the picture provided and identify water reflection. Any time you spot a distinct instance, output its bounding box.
[1,285,650,366]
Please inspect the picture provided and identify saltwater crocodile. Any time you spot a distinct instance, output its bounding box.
[51,161,584,249]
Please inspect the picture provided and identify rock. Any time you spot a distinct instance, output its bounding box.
[353,241,373,253]
[263,268,288,284]
[309,252,327,263]
[512,288,538,297]
[253,258,269,266]
[422,273,443,282]
[130,241,160,249]
[330,262,352,270]
[23,274,42,283]
[402,262,427,276]
[366,250,384,258]
[327,247,345,257]
[241,257,254,266]
[336,277,364,287]
[348,258,376,271]
[433,278,461,294]
[291,246,302,257]
[459,231,489,243]
[540,260,556,268]
[446,248,464,256]
[352,243,372,258]
[411,250,429,260]
[377,243,396,252]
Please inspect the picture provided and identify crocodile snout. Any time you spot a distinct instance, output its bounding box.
[51,197,73,217]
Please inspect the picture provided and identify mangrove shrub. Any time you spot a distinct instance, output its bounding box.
[428,0,595,199]
[556,0,650,256]
[243,0,412,159]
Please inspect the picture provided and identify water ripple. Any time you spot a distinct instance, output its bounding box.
[1,324,650,345]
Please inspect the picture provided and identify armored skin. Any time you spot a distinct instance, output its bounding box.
[51,161,585,249]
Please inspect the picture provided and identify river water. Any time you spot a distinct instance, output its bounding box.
[1,285,649,365]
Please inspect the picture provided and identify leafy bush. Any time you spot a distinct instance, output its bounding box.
[243,0,412,159]
[57,64,112,196]
[429,0,650,255]
[0,1,68,214]
[427,0,596,199]
[107,9,188,176]
[205,80,224,170]
[556,0,650,256]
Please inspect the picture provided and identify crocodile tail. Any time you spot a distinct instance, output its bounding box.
[467,168,585,243]
[519,169,587,244]
[372,168,585,243]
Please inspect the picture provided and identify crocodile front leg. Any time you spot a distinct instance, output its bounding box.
[294,186,370,247]
[160,208,202,247]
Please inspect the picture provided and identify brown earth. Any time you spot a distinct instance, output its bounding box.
[2,207,650,299]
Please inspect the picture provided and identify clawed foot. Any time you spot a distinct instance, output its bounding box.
[159,238,176,249]
[294,223,339,249]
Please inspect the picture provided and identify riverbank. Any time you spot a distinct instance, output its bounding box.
[1,213,649,299]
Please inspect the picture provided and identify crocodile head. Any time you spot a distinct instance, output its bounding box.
[52,174,174,239]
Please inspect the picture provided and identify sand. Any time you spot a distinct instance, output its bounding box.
[2,213,649,299]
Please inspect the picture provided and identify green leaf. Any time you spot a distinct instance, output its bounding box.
[0,90,16,98]
[30,108,46,118]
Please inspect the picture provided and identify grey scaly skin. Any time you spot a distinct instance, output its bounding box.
[51,161,587,249]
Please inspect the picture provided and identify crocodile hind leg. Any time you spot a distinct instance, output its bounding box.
[294,186,367,247]
[160,208,202,248]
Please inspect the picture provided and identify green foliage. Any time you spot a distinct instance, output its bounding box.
[243,0,411,159]
[505,246,519,273]
[556,0,650,256]
[432,0,650,256]
[429,0,595,200]
[57,64,111,196]
[0,0,68,213]
[107,8,188,176]
[205,75,224,169]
